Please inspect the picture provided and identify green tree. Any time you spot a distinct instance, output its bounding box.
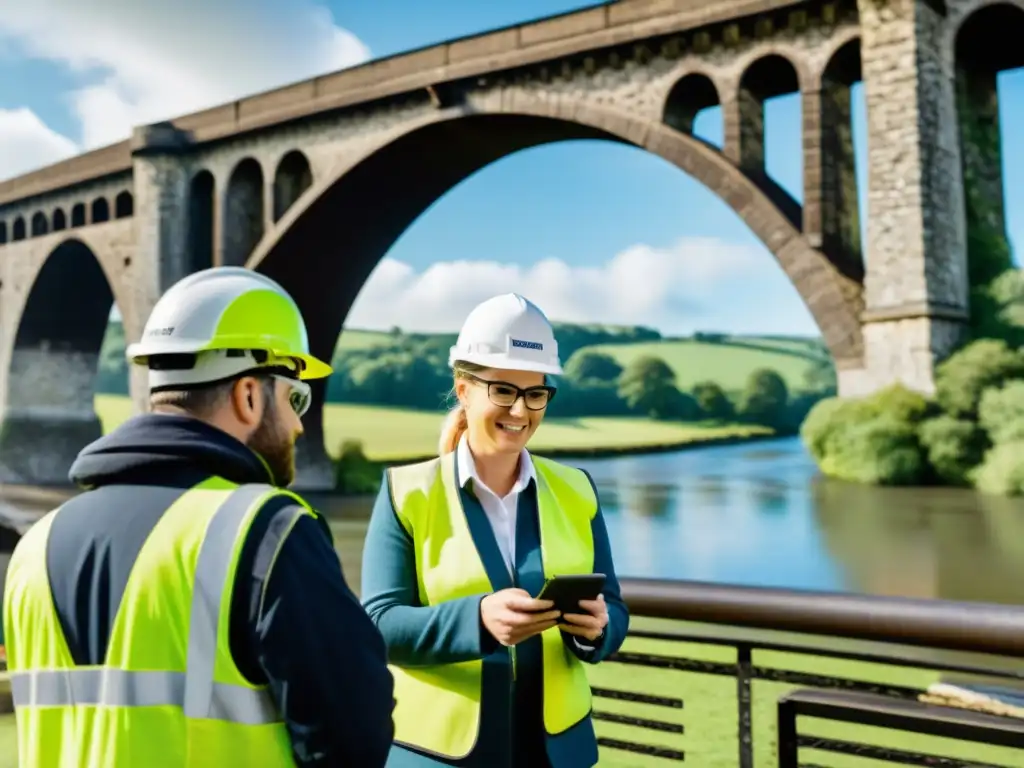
[803,357,837,394]
[737,368,789,428]
[692,381,734,420]
[564,350,624,383]
[617,356,682,420]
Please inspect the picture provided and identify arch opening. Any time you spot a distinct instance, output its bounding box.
[53,208,67,231]
[30,212,48,237]
[71,203,86,228]
[273,150,313,222]
[248,107,863,468]
[663,73,722,146]
[954,2,1024,338]
[223,158,264,266]
[91,197,110,224]
[0,239,119,485]
[188,170,215,274]
[12,217,25,241]
[0,222,6,245]
[115,191,134,219]
[816,37,864,272]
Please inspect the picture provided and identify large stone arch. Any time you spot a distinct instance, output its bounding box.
[0,225,137,486]
[246,94,864,475]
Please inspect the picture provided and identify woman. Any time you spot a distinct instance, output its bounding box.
[361,293,630,768]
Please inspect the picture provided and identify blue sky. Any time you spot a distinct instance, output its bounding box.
[0,0,1020,337]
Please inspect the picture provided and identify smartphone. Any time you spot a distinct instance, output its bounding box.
[536,573,606,616]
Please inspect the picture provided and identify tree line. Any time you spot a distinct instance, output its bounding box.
[95,319,835,433]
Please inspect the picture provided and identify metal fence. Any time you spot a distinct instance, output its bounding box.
[593,578,1024,767]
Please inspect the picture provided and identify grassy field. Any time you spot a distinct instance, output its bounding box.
[94,395,772,461]
[0,624,1016,767]
[586,338,823,392]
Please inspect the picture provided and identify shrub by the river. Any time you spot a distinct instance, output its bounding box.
[973,440,1024,496]
[918,415,987,487]
[802,386,930,486]
[823,416,927,485]
[933,338,1024,418]
[803,337,1024,495]
[977,380,1024,445]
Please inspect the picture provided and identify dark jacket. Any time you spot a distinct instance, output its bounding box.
[47,413,394,766]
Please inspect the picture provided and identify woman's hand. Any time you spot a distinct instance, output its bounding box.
[560,594,609,643]
[481,588,561,646]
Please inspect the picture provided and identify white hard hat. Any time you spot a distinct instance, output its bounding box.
[126,266,332,390]
[449,293,562,375]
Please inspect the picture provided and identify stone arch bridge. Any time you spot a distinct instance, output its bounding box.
[0,0,1018,489]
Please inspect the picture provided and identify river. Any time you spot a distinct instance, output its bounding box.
[2,436,1024,606]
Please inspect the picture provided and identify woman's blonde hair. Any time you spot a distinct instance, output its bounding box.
[438,361,487,455]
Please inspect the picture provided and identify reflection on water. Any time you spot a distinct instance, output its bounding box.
[2,437,1024,605]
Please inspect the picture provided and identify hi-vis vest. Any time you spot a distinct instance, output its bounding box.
[387,452,597,759]
[2,478,311,768]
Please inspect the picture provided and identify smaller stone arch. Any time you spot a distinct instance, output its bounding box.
[115,191,133,219]
[662,72,720,139]
[953,2,1024,300]
[53,208,67,231]
[273,150,313,222]
[730,52,802,174]
[71,203,86,227]
[30,212,49,237]
[12,216,26,241]
[0,221,7,245]
[222,157,265,267]
[810,36,863,273]
[188,170,215,273]
[91,197,110,224]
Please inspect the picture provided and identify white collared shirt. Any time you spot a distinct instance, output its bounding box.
[457,434,534,576]
[457,435,597,650]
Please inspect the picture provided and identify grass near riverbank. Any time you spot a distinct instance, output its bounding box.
[0,621,1015,766]
[93,395,774,462]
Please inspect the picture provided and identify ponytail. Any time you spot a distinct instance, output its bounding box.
[438,403,468,455]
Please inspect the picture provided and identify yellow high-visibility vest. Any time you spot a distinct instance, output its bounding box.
[387,452,597,759]
[3,478,311,767]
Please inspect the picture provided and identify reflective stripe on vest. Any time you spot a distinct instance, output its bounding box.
[386,452,596,760]
[2,479,309,767]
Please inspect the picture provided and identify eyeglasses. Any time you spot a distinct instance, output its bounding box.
[462,372,555,411]
[272,374,312,417]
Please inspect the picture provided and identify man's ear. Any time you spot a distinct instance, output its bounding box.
[230,376,264,428]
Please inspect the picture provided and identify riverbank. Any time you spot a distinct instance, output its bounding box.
[93,395,775,462]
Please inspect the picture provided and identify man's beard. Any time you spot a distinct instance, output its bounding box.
[246,403,296,487]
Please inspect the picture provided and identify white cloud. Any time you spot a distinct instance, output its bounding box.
[0,107,78,178]
[0,0,370,176]
[347,237,816,336]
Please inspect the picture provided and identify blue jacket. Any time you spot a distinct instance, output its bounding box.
[48,414,395,766]
[360,458,629,768]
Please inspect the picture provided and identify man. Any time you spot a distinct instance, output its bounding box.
[2,267,395,767]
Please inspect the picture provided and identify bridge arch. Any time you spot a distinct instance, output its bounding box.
[246,95,864,462]
[273,150,313,222]
[223,157,265,266]
[662,71,721,136]
[0,237,123,485]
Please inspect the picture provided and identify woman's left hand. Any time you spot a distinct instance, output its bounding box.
[560,594,609,642]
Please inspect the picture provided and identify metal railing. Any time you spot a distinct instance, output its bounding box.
[594,578,1024,767]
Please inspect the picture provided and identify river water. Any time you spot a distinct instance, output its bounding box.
[2,436,1024,606]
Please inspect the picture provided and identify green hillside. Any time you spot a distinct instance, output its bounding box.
[586,338,822,393]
